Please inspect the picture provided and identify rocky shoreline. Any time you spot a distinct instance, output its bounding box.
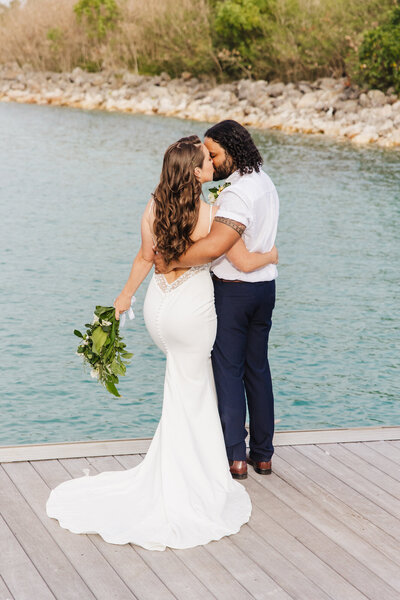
[1,63,400,149]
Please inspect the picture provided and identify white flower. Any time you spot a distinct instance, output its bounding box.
[90,369,99,379]
[101,320,112,326]
[208,192,216,203]
[92,314,99,324]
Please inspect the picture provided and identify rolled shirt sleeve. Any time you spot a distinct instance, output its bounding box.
[215,190,250,229]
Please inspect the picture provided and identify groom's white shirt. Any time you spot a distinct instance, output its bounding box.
[212,168,279,282]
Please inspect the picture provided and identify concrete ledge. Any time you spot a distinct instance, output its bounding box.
[1,426,399,463]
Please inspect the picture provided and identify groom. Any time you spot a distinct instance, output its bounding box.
[155,120,279,479]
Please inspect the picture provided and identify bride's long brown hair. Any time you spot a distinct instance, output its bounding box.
[153,135,204,265]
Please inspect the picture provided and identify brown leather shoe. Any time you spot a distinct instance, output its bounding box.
[229,460,248,479]
[247,457,272,475]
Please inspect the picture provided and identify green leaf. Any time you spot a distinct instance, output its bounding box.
[111,359,124,375]
[91,326,108,354]
[110,320,116,344]
[121,352,133,359]
[105,379,121,397]
[74,329,83,338]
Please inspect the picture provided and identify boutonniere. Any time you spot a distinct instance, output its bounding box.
[208,181,231,204]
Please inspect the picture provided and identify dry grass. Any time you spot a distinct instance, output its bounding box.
[0,0,397,80]
[0,0,215,74]
[0,0,85,71]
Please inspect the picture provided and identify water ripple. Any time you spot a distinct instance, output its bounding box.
[0,103,399,445]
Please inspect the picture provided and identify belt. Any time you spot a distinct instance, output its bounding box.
[212,273,245,283]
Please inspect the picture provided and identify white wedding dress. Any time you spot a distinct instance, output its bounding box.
[46,265,252,551]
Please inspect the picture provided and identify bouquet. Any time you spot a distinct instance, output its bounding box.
[74,304,134,397]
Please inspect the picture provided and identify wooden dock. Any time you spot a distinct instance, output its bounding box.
[1,427,400,600]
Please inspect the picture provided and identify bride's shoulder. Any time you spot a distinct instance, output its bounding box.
[143,197,155,219]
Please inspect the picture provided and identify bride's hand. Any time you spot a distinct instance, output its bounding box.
[114,291,132,321]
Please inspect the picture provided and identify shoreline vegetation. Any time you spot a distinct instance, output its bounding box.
[1,0,399,147]
[1,63,400,148]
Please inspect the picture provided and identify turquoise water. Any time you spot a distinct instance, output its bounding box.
[0,102,399,446]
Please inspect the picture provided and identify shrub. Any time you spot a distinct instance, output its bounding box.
[74,0,120,41]
[357,6,400,93]
[211,0,275,77]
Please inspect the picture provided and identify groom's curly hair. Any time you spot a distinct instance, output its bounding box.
[152,135,203,265]
[205,120,263,175]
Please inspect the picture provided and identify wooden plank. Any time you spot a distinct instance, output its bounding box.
[245,472,381,599]
[0,438,152,463]
[297,444,400,519]
[244,482,368,600]
[3,461,136,600]
[0,466,95,600]
[0,515,54,600]
[365,441,400,464]
[0,576,14,600]
[386,440,400,459]
[275,446,400,564]
[115,454,143,469]
[230,523,333,600]
[1,427,399,463]
[34,458,175,600]
[204,537,292,600]
[173,546,253,600]
[344,442,400,482]
[71,454,215,600]
[273,427,400,446]
[321,443,400,497]
[249,459,400,597]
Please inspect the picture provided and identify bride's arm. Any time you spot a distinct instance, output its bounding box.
[114,200,155,320]
[226,239,278,273]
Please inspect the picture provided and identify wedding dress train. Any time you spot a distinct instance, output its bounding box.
[46,266,251,551]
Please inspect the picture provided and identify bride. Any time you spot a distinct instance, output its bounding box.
[46,135,277,551]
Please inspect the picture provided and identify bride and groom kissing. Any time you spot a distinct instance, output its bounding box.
[46,120,279,551]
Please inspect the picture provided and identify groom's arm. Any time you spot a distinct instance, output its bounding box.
[154,218,245,273]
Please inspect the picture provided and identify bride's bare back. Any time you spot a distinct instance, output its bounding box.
[148,199,217,284]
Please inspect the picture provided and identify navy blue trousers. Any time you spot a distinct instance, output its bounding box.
[212,276,275,462]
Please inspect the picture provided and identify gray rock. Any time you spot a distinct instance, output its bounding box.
[297,82,313,94]
[237,79,251,101]
[264,82,285,97]
[315,77,337,90]
[387,94,398,105]
[297,91,319,109]
[392,100,400,112]
[286,89,302,101]
[367,89,386,107]
[358,93,370,108]
[10,82,26,91]
[339,100,359,114]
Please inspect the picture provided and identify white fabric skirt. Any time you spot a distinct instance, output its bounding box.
[46,267,251,550]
